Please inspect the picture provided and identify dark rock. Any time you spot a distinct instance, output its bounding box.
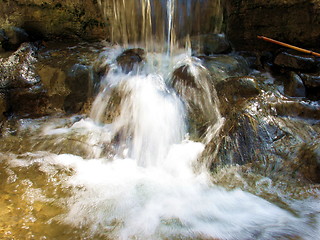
[226,0,320,51]
[299,73,320,88]
[7,86,49,117]
[216,76,260,102]
[0,29,7,52]
[116,48,145,73]
[298,73,320,100]
[274,51,317,71]
[0,29,7,42]
[0,91,7,121]
[284,72,306,98]
[191,34,231,55]
[2,27,30,51]
[296,142,320,183]
[64,64,92,113]
[207,113,262,169]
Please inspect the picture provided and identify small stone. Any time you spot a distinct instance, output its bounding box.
[274,51,317,71]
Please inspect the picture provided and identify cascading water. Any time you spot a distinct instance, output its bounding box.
[1,0,320,239]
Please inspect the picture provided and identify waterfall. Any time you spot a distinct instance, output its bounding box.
[100,0,223,53]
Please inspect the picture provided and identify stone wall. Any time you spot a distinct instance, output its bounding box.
[225,0,320,51]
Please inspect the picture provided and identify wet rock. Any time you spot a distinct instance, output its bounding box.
[299,73,320,88]
[284,72,306,98]
[0,29,7,52]
[296,142,320,183]
[207,113,262,169]
[171,59,221,140]
[216,76,260,103]
[116,48,145,73]
[0,42,40,89]
[0,91,7,121]
[93,54,110,78]
[2,27,30,51]
[191,33,231,55]
[298,73,320,100]
[201,55,250,82]
[64,64,92,113]
[34,41,102,115]
[274,51,317,71]
[7,86,49,117]
[172,65,198,88]
[36,64,70,113]
[274,101,320,121]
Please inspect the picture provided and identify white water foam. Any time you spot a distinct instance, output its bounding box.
[7,149,319,240]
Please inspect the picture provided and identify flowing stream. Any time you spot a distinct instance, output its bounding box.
[1,0,320,239]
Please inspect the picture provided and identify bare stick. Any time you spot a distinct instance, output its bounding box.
[257,35,320,57]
